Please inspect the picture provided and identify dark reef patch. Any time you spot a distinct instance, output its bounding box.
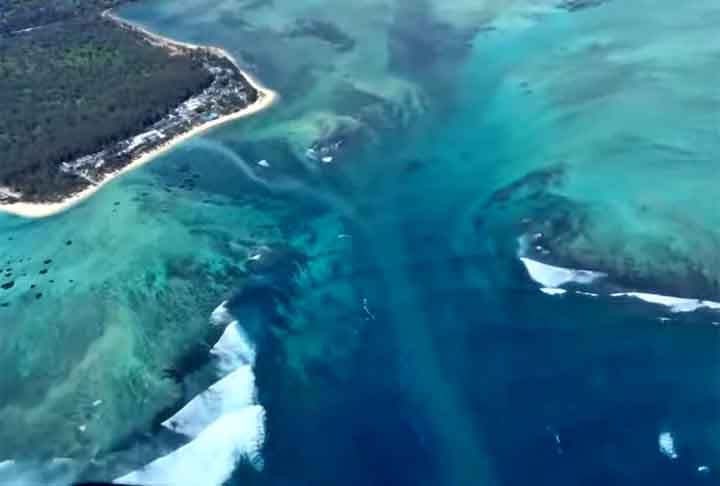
[484,164,566,208]
[481,173,720,301]
[287,18,356,53]
[388,0,478,78]
[559,0,613,12]
[238,0,273,10]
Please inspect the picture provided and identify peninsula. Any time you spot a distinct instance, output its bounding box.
[0,0,276,218]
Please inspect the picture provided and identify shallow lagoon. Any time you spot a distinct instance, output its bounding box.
[1,0,719,484]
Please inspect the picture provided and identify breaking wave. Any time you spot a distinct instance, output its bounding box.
[519,249,720,315]
[115,301,265,485]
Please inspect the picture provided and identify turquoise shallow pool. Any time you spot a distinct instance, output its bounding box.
[1,0,719,484]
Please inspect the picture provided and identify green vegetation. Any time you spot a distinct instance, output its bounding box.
[0,1,219,200]
[0,0,131,33]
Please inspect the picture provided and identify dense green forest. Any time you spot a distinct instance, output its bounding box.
[0,0,132,33]
[0,0,216,200]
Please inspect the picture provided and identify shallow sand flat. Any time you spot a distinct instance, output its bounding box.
[475,0,720,295]
[0,160,284,464]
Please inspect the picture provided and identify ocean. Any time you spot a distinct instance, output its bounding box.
[0,0,718,484]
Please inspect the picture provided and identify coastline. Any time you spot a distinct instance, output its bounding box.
[0,13,278,220]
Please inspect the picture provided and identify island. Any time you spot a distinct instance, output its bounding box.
[0,0,276,218]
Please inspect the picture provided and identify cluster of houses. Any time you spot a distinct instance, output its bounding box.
[59,59,255,183]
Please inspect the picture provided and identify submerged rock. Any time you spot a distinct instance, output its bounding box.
[559,0,612,12]
[287,18,356,52]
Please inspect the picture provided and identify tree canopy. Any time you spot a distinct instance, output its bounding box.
[0,1,214,199]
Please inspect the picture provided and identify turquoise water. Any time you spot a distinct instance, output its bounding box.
[1,0,719,484]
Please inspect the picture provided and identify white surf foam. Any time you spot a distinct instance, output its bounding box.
[540,287,567,296]
[119,301,265,484]
[210,321,256,374]
[520,257,606,288]
[117,405,266,486]
[611,292,720,313]
[658,431,678,459]
[575,291,599,297]
[519,249,720,314]
[162,365,257,438]
[210,300,234,327]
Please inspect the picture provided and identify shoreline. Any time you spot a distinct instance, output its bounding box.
[0,13,278,220]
